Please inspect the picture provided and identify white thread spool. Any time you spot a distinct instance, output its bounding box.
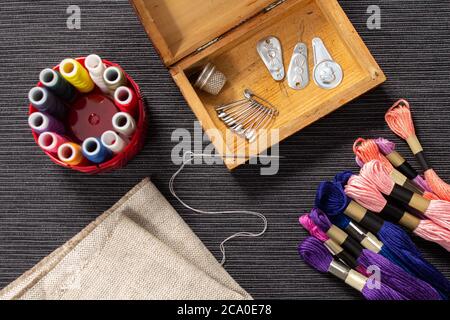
[85,54,110,94]
[103,66,126,91]
[101,130,128,154]
[112,112,136,137]
[28,112,49,133]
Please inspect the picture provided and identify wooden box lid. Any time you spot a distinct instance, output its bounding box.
[130,0,277,66]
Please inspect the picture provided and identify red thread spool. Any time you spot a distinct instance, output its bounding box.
[29,57,147,174]
[114,86,138,116]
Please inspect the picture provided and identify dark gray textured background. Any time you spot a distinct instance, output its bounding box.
[0,0,449,299]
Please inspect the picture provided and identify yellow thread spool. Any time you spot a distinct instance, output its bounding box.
[58,142,85,165]
[60,58,95,93]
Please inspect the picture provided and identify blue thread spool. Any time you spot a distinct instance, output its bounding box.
[39,68,77,102]
[82,137,112,164]
[28,86,67,119]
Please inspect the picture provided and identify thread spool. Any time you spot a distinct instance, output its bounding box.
[101,130,128,154]
[60,58,95,93]
[84,54,110,94]
[39,68,76,102]
[28,87,67,119]
[114,86,138,116]
[82,137,112,164]
[28,112,65,134]
[103,66,127,91]
[112,112,136,137]
[38,132,68,154]
[57,142,85,165]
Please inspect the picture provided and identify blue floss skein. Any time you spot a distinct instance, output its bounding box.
[333,170,354,186]
[315,180,450,299]
[82,137,112,164]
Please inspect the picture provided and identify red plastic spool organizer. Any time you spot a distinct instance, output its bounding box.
[29,57,147,174]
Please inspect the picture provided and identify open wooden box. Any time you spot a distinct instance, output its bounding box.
[130,0,386,169]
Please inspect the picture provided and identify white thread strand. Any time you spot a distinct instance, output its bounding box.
[169,151,268,265]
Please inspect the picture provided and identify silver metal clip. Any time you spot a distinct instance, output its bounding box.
[257,36,285,81]
[312,37,343,89]
[287,43,309,90]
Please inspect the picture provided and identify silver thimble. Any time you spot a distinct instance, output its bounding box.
[194,63,227,95]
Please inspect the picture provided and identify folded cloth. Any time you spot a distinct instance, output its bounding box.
[0,178,251,300]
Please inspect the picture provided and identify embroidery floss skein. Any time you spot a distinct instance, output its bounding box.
[38,132,68,154]
[82,137,112,164]
[345,173,450,251]
[300,215,440,300]
[28,112,65,134]
[299,237,407,300]
[315,180,450,299]
[385,99,450,201]
[101,130,128,154]
[39,68,76,102]
[375,137,431,192]
[300,215,360,270]
[84,54,110,94]
[353,138,424,194]
[60,58,95,93]
[57,142,86,166]
[28,87,67,119]
[309,208,386,257]
[360,160,450,231]
[169,151,268,265]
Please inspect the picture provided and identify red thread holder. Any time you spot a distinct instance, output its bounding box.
[29,57,147,174]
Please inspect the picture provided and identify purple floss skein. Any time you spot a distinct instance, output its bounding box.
[315,181,450,299]
[298,237,407,300]
[374,137,431,192]
[309,209,441,300]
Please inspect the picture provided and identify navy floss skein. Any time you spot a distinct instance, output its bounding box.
[316,179,450,299]
[82,137,112,164]
[39,69,77,102]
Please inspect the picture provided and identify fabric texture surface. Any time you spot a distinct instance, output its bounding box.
[0,0,449,300]
[0,178,251,300]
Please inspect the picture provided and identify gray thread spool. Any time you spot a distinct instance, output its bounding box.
[194,63,227,95]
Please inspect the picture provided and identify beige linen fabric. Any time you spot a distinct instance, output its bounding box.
[0,178,251,300]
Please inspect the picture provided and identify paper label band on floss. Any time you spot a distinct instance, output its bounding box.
[327,226,363,258]
[387,151,419,180]
[344,202,384,234]
[345,269,368,293]
[379,202,420,231]
[325,245,359,272]
[328,260,351,282]
[361,236,382,253]
[390,169,408,186]
[406,135,430,171]
[391,184,431,213]
[406,135,424,155]
[344,201,367,222]
[398,211,421,232]
[386,151,405,168]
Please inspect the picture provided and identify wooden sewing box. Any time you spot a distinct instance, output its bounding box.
[130,0,386,169]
